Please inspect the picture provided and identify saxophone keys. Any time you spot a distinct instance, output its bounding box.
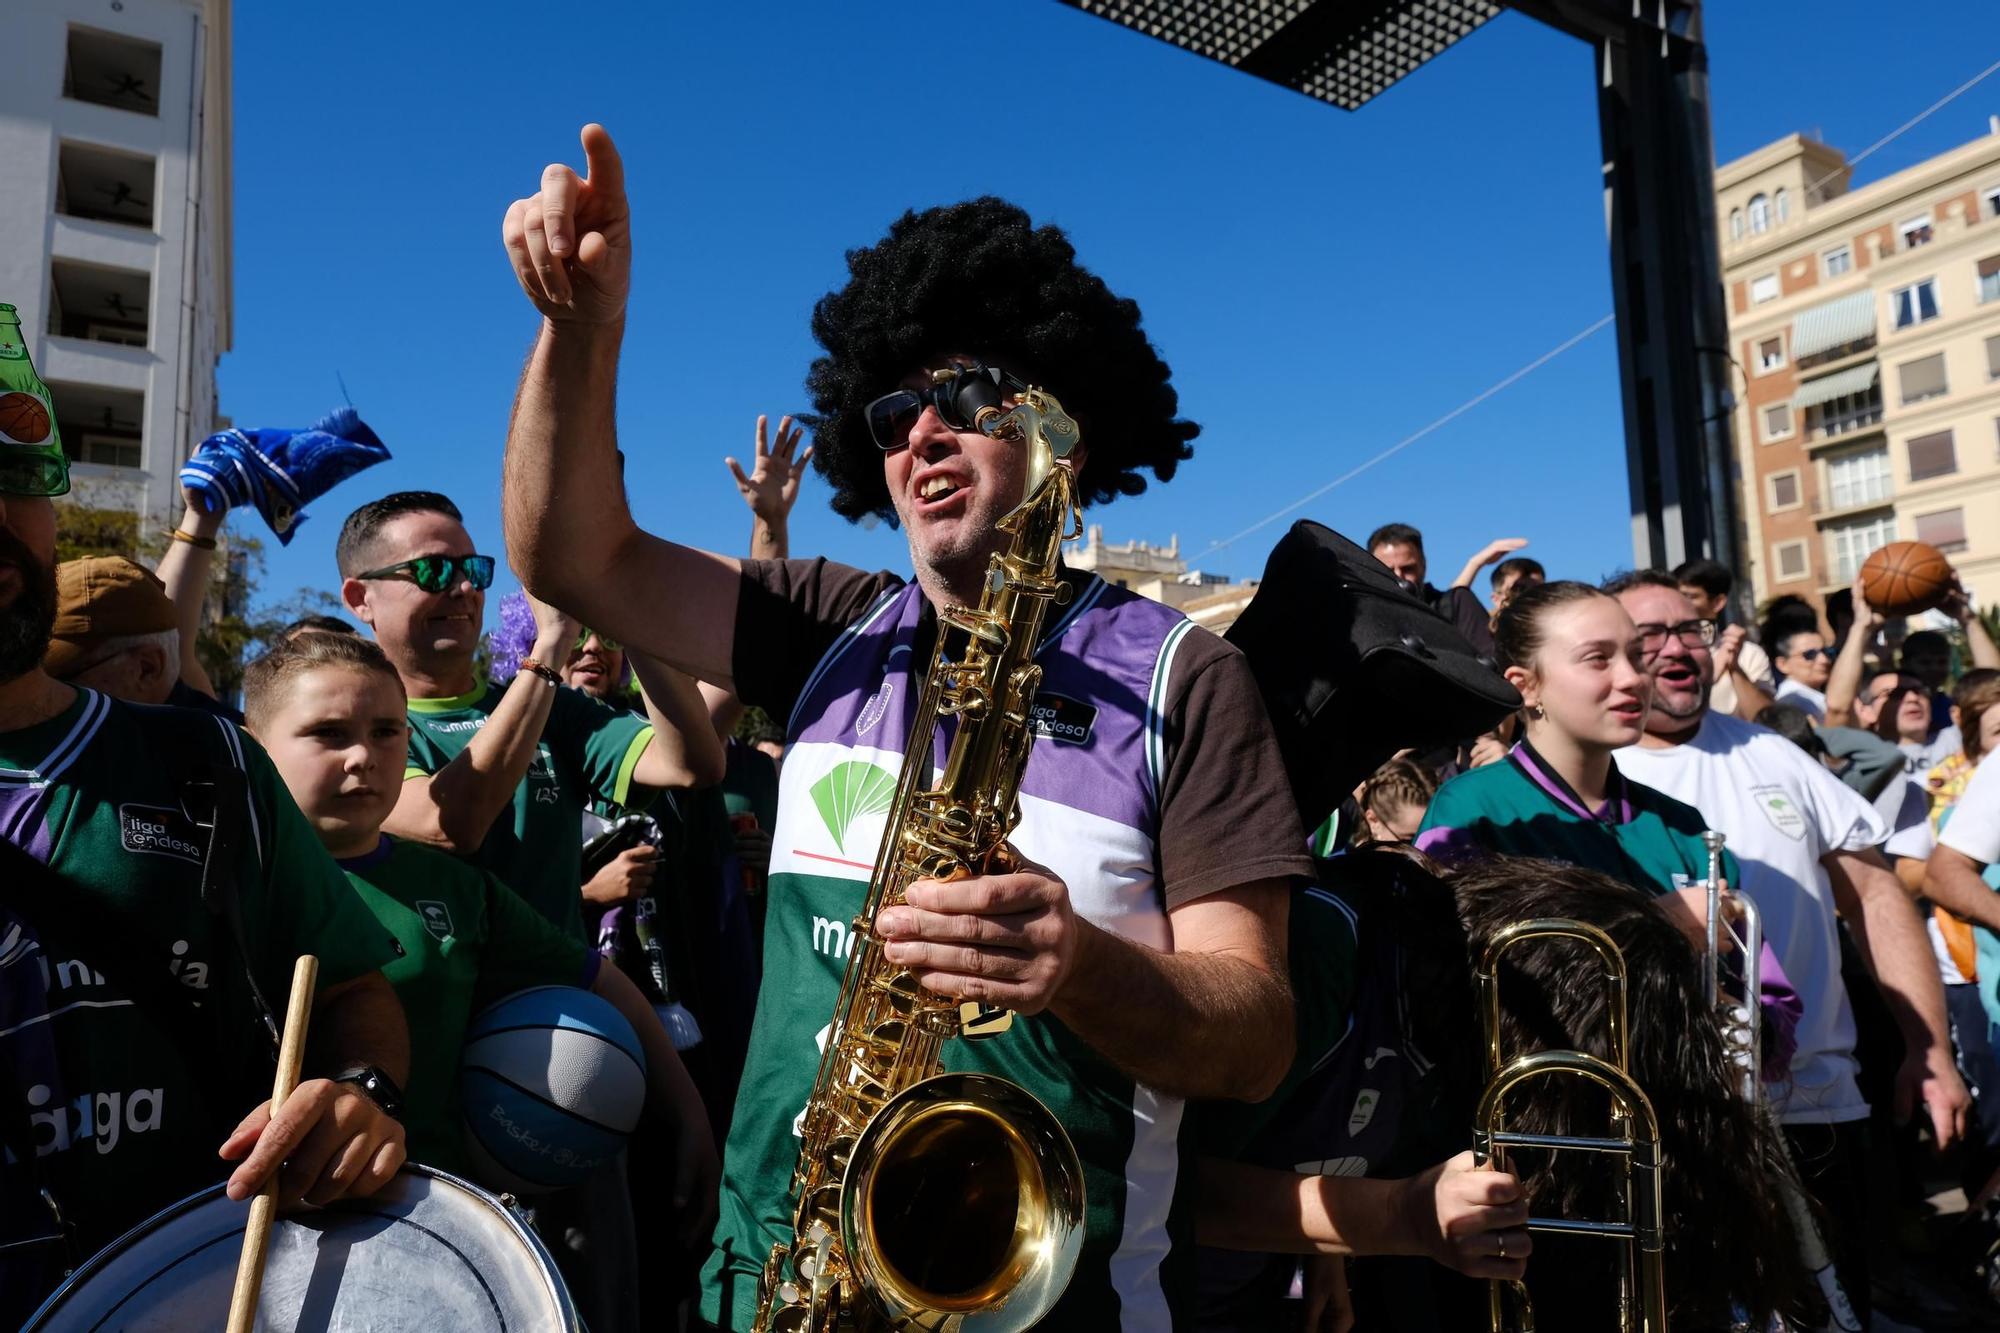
[960,1000,1013,1038]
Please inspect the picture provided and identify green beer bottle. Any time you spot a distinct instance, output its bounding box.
[0,302,70,497]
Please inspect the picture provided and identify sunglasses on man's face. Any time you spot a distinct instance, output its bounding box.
[355,553,496,594]
[1787,647,1828,663]
[573,629,621,654]
[864,363,1026,452]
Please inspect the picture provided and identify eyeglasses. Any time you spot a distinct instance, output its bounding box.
[1787,648,1828,663]
[573,629,621,654]
[864,362,1026,452]
[354,553,496,593]
[1632,619,1718,654]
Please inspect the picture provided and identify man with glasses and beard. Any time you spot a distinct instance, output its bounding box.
[1604,569,1965,1323]
[0,412,410,1326]
[498,125,1309,1331]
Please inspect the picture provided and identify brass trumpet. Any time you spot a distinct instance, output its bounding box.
[1474,918,1668,1333]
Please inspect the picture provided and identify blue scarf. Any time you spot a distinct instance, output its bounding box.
[179,407,390,544]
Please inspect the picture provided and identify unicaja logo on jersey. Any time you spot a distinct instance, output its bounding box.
[416,901,454,942]
[809,760,896,855]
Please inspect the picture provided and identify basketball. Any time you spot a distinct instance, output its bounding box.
[0,390,52,445]
[1859,540,1955,617]
[460,986,647,1194]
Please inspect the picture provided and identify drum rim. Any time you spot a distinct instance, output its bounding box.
[24,1161,579,1331]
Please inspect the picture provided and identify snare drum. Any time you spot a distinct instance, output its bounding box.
[26,1164,578,1331]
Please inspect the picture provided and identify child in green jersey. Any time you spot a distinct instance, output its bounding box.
[243,631,719,1235]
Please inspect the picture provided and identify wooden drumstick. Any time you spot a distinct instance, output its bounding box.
[226,954,318,1333]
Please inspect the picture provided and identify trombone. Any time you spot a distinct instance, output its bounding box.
[1475,918,1669,1333]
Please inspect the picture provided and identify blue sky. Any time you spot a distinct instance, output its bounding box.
[220,1,2000,622]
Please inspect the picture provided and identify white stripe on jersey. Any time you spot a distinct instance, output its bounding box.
[1109,1083,1184,1331]
[1,688,110,787]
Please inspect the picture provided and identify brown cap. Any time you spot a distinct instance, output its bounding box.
[43,556,177,677]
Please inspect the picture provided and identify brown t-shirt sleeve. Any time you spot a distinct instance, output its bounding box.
[732,557,905,722]
[1156,628,1314,909]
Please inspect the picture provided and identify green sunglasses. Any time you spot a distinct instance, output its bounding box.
[574,629,621,653]
[355,553,496,593]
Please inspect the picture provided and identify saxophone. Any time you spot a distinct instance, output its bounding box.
[754,371,1089,1333]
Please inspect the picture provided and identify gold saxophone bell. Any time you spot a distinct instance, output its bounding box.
[1475,919,1668,1333]
[842,1074,1086,1330]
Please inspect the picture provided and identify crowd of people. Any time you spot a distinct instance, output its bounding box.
[7,120,2000,1332]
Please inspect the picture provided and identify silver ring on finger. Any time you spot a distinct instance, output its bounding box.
[1496,1234,1507,1259]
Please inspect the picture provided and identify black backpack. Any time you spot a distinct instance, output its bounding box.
[1225,520,1521,830]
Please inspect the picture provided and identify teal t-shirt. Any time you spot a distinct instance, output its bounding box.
[336,836,595,1177]
[404,681,653,939]
[0,689,400,1263]
[1417,743,1740,898]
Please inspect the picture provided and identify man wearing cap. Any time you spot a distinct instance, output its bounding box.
[42,555,238,719]
[0,416,411,1324]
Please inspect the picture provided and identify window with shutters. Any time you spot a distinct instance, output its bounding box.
[1826,447,1891,511]
[1807,383,1884,440]
[1898,352,1948,405]
[1749,194,1771,234]
[1987,186,2000,220]
[1915,508,1968,554]
[1826,514,1897,584]
[1730,209,1744,241]
[1907,430,1956,482]
[1751,274,1779,304]
[1824,245,1853,277]
[1980,254,2000,305]
[1768,470,1801,511]
[1763,403,1793,440]
[1773,540,1810,583]
[1758,337,1785,371]
[1988,334,2000,381]
[1899,214,1934,248]
[1893,280,1940,328]
[1775,189,1790,223]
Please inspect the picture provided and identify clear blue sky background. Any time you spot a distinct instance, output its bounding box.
[219,1,2000,624]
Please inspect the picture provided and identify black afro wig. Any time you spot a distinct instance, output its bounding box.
[803,197,1198,525]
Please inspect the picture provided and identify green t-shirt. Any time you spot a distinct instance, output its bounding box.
[336,836,595,1177]
[404,681,653,939]
[0,689,400,1263]
[1416,743,1739,896]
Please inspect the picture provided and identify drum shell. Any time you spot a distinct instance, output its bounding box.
[25,1164,578,1331]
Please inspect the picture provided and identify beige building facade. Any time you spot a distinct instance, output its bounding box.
[1718,119,2000,616]
[1063,524,1257,631]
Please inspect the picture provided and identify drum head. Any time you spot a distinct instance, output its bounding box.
[27,1165,578,1331]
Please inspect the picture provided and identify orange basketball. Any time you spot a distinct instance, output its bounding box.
[0,391,51,445]
[1859,540,1954,617]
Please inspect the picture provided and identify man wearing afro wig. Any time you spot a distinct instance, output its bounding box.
[502,126,1310,1330]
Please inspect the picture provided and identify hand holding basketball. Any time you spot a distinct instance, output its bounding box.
[1859,541,1955,618]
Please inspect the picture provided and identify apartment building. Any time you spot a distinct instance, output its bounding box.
[0,0,232,523]
[1718,119,2000,615]
[1063,524,1257,630]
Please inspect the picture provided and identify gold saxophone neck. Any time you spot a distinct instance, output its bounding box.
[984,386,1081,535]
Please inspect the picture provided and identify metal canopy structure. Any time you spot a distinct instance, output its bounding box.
[1059,0,1745,596]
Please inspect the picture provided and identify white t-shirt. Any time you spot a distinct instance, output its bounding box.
[1866,774,1955,983]
[1940,754,2000,865]
[1774,678,1827,721]
[1618,712,1888,1124]
[1902,726,1962,780]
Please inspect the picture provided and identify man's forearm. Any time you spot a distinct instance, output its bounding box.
[1824,626,1870,728]
[750,516,787,561]
[310,972,410,1084]
[629,652,726,788]
[390,669,561,848]
[502,320,633,617]
[1195,1158,1412,1255]
[1728,668,1772,720]
[1924,849,2000,932]
[158,502,220,694]
[1050,918,1293,1101]
[1830,851,1952,1055]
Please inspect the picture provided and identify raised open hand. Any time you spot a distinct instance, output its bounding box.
[726,415,815,522]
[502,124,631,325]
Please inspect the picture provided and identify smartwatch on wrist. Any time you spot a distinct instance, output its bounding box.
[332,1064,406,1120]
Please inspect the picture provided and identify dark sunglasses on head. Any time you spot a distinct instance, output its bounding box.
[864,362,1027,452]
[355,553,496,593]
